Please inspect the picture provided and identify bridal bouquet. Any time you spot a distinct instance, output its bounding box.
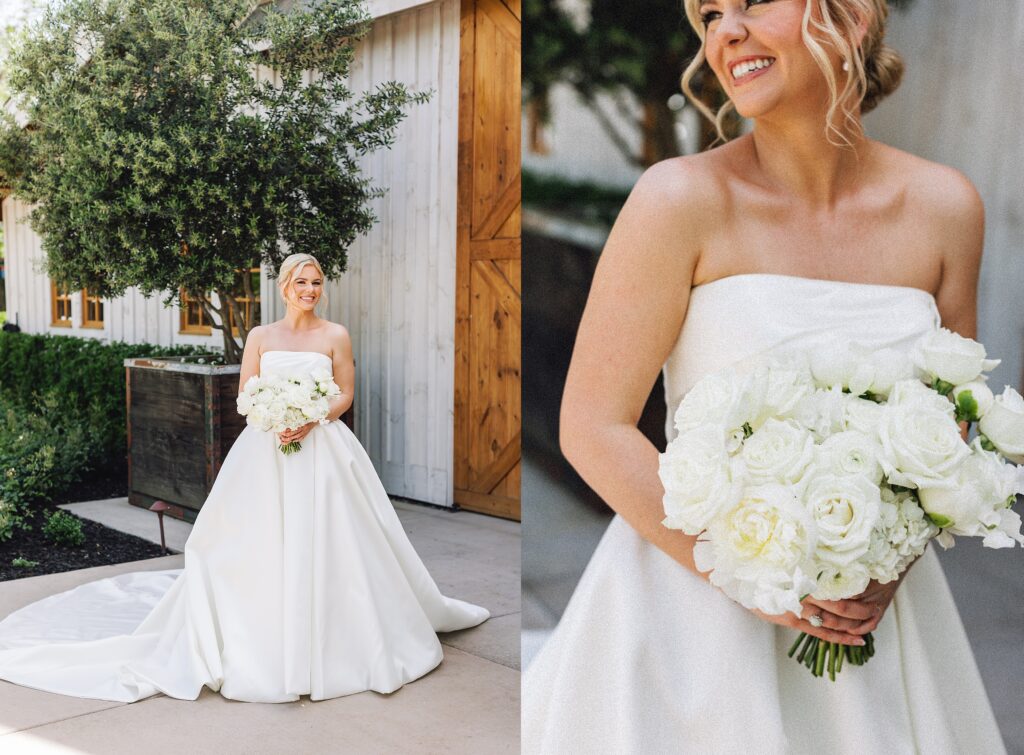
[659,328,1024,680]
[236,368,341,454]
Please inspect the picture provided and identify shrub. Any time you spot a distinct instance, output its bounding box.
[42,510,85,547]
[11,556,38,568]
[0,331,213,473]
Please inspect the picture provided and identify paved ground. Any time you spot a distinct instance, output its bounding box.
[522,454,1024,754]
[1,499,520,754]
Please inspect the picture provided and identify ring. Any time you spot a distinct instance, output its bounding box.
[808,613,824,628]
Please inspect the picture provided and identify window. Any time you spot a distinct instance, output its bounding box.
[179,289,212,335]
[50,280,72,327]
[226,266,261,336]
[81,289,104,328]
[178,267,260,336]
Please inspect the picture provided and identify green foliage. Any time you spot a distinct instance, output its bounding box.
[0,390,91,540]
[523,169,629,228]
[0,330,209,473]
[0,0,427,360]
[11,556,39,568]
[42,509,86,547]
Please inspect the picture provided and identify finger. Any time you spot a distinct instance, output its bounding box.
[802,622,866,647]
[809,598,875,621]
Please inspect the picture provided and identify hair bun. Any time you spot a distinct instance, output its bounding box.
[861,42,904,114]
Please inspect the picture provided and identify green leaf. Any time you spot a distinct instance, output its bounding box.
[926,512,953,528]
[955,389,980,423]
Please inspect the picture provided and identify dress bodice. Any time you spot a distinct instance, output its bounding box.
[662,273,942,443]
[259,350,333,377]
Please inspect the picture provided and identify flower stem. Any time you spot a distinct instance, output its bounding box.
[814,640,827,677]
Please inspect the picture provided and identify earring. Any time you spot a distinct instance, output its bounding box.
[842,60,850,72]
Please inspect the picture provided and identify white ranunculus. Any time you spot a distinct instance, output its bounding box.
[803,472,881,566]
[841,394,885,436]
[786,385,846,441]
[878,382,970,489]
[918,441,1024,546]
[809,343,914,398]
[739,418,815,485]
[694,483,818,617]
[815,430,884,485]
[811,561,871,601]
[978,386,1024,463]
[659,426,743,535]
[951,380,994,421]
[915,328,1000,386]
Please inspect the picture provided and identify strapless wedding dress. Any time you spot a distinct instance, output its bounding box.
[0,350,489,703]
[522,274,1006,754]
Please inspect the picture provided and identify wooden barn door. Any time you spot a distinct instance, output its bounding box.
[454,0,521,520]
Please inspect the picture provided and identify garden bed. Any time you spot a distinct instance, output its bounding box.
[0,470,166,582]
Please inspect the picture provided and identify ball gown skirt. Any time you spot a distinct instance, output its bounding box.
[522,274,1007,754]
[0,350,489,703]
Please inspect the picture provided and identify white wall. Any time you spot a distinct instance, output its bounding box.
[864,0,1024,392]
[265,0,460,506]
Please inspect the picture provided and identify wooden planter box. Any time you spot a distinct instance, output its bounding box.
[125,355,356,523]
[125,356,243,523]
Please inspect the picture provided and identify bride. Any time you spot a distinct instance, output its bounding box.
[0,252,489,703]
[523,0,1006,752]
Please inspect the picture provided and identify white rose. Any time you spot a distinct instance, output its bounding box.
[809,342,860,391]
[247,403,269,431]
[739,418,815,485]
[803,472,881,566]
[815,430,884,485]
[887,379,956,417]
[659,426,743,535]
[918,442,1024,546]
[236,391,254,415]
[878,382,970,489]
[748,362,816,427]
[951,380,994,421]
[267,398,288,424]
[694,483,818,617]
[674,371,760,450]
[914,328,1000,386]
[978,386,1024,463]
[811,562,871,601]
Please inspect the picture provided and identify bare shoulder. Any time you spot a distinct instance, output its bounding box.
[326,321,352,355]
[246,324,267,348]
[876,142,984,246]
[606,151,728,277]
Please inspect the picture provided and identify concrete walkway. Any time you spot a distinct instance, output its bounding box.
[1,499,520,754]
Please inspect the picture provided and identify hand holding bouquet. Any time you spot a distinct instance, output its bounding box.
[236,368,342,454]
[659,328,1024,680]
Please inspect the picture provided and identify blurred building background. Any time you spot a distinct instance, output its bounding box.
[522,1,1024,749]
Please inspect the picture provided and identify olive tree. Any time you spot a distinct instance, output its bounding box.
[0,0,427,361]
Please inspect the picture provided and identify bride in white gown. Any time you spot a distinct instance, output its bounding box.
[523,0,1006,752]
[0,253,489,703]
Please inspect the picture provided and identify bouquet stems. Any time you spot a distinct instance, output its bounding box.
[786,631,875,681]
[278,440,302,455]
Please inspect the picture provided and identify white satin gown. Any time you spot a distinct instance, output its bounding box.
[0,350,489,703]
[523,274,1006,754]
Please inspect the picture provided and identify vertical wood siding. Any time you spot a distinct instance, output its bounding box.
[263,0,461,506]
[865,0,1024,389]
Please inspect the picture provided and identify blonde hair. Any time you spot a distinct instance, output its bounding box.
[277,253,329,310]
[680,0,904,148]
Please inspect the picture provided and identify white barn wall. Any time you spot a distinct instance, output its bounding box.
[3,0,459,506]
[864,0,1024,392]
[265,0,460,506]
